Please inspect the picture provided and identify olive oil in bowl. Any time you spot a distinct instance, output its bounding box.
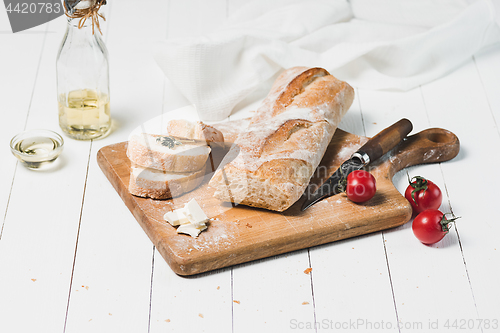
[10,130,64,169]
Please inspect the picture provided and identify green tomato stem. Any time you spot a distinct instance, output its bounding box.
[408,175,429,206]
[440,213,460,233]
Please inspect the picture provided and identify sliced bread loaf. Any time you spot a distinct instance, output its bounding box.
[129,165,205,200]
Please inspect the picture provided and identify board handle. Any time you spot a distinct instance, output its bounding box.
[356,118,413,164]
[385,128,460,177]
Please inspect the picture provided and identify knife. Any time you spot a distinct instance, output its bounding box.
[301,118,413,211]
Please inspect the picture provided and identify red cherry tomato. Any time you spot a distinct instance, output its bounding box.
[412,209,458,245]
[345,170,376,203]
[405,176,442,215]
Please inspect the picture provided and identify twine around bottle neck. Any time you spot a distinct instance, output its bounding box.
[65,0,107,35]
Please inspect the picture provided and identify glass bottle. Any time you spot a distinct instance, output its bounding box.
[56,11,110,140]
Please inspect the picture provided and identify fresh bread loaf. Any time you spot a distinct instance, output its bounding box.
[209,67,354,212]
[129,165,205,200]
[211,118,251,143]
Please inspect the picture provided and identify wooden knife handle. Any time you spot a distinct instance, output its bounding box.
[357,118,413,164]
[387,127,460,177]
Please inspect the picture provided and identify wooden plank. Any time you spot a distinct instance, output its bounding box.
[62,0,170,332]
[229,92,314,333]
[0,15,94,332]
[64,148,155,332]
[149,250,233,332]
[224,1,365,326]
[225,1,309,323]
[306,91,400,331]
[148,2,234,332]
[232,251,316,333]
[357,85,482,331]
[420,57,500,323]
[149,113,235,333]
[0,11,51,238]
[232,92,366,333]
[0,27,47,238]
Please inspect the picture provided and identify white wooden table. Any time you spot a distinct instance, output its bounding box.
[1,1,500,332]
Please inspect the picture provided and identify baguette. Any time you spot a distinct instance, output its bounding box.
[209,67,354,212]
[129,165,205,200]
[211,118,251,143]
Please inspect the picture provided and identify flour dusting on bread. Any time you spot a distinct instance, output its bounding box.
[209,67,354,212]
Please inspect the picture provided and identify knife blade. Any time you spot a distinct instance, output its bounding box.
[301,118,413,211]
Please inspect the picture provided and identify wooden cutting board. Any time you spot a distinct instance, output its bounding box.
[97,127,459,276]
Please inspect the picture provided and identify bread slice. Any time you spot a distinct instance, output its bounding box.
[129,165,205,200]
[209,67,354,212]
[127,133,211,173]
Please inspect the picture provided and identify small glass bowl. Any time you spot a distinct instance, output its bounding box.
[10,129,64,169]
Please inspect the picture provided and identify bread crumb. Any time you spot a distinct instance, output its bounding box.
[302,302,309,305]
[165,319,170,323]
[233,300,240,304]
[199,313,204,318]
[108,313,112,316]
[217,286,220,290]
[245,223,252,228]
[304,268,312,274]
[31,279,36,282]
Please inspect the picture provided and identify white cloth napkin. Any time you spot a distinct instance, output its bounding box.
[154,0,500,121]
